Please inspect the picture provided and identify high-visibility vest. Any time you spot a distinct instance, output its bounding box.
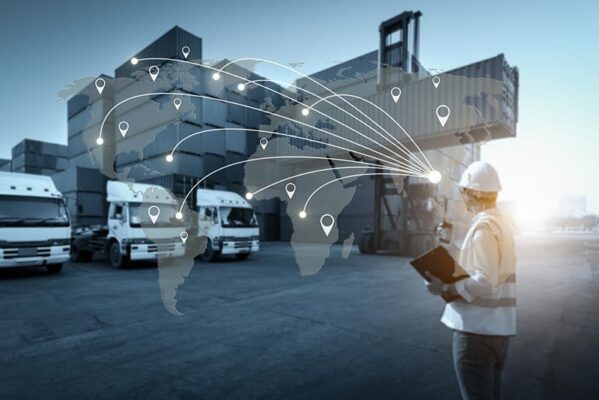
[441,209,517,336]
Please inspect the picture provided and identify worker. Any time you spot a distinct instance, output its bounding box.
[425,160,516,400]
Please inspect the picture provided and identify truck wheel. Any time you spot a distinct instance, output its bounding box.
[235,252,250,260]
[47,264,63,273]
[109,241,127,269]
[201,239,217,262]
[71,245,93,262]
[359,232,376,254]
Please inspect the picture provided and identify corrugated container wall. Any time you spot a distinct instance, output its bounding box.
[52,166,109,226]
[10,139,68,175]
[0,159,11,172]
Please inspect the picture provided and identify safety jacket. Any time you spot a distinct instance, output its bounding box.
[441,208,517,336]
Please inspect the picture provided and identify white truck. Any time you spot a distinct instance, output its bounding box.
[196,188,260,261]
[0,172,71,273]
[71,181,185,268]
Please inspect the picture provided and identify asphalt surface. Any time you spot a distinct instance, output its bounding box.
[1,233,599,399]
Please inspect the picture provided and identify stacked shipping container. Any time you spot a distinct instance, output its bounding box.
[61,27,286,238]
[10,139,68,175]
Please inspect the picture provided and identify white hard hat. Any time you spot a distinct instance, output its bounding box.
[459,161,502,192]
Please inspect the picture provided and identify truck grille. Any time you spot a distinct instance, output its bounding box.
[233,241,252,248]
[2,247,52,259]
[0,239,70,247]
[148,244,176,253]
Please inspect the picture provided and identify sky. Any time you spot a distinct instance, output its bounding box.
[0,0,597,214]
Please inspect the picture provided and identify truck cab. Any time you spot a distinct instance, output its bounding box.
[196,189,260,261]
[71,181,185,268]
[0,172,71,273]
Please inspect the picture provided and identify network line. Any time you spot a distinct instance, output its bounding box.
[97,92,420,172]
[133,57,432,173]
[95,56,444,219]
[301,172,419,215]
[301,92,431,173]
[138,58,423,171]
[174,156,425,217]
[236,77,429,172]
[217,57,434,171]
[168,128,425,176]
[249,165,420,199]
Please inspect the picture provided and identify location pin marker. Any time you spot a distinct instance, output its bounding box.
[182,46,190,59]
[173,98,181,110]
[320,214,335,237]
[432,76,441,89]
[436,105,450,127]
[285,183,296,199]
[95,78,105,94]
[179,231,188,244]
[148,205,160,224]
[118,121,129,137]
[259,138,268,150]
[149,65,159,81]
[390,87,401,103]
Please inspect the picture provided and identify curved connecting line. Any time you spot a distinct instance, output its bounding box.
[169,127,424,176]
[240,78,271,87]
[178,156,420,214]
[325,93,434,171]
[135,57,431,174]
[307,93,343,110]
[98,92,415,171]
[217,57,433,171]
[302,171,420,213]
[238,78,428,172]
[300,91,431,172]
[250,165,417,198]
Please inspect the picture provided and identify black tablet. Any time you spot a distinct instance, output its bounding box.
[410,245,469,284]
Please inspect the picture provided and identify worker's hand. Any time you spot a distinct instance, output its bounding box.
[424,272,445,296]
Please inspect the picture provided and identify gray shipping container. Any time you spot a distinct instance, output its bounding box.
[52,166,107,194]
[224,151,247,184]
[224,122,248,154]
[76,192,105,216]
[12,139,68,160]
[226,91,247,126]
[67,75,114,119]
[0,159,11,171]
[202,69,226,98]
[202,153,226,184]
[292,53,517,158]
[203,100,227,128]
[200,127,226,156]
[114,26,203,79]
[445,54,518,138]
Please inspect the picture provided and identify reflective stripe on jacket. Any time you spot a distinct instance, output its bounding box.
[441,208,517,336]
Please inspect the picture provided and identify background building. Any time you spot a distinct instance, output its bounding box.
[558,195,587,218]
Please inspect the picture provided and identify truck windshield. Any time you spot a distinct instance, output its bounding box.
[129,203,184,227]
[220,207,258,228]
[0,195,69,227]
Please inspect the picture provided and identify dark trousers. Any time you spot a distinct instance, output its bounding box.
[452,331,510,400]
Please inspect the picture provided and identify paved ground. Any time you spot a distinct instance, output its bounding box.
[1,233,599,399]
